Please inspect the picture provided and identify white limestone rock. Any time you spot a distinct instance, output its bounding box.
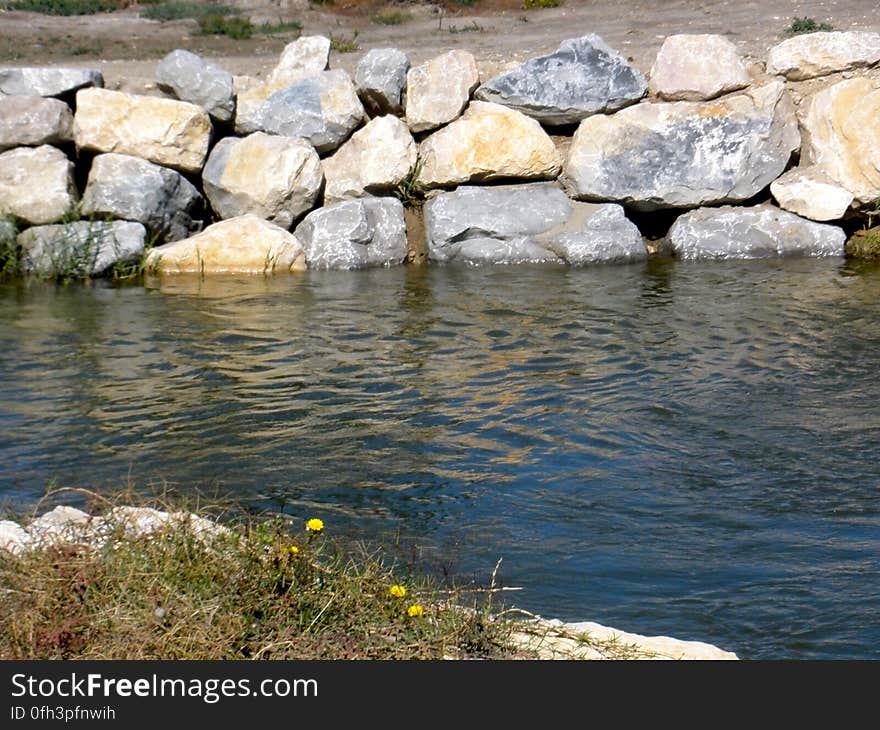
[766,31,880,81]
[649,34,751,101]
[405,50,479,133]
[0,95,74,152]
[0,145,77,225]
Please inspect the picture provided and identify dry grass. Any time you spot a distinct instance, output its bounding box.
[0,489,522,660]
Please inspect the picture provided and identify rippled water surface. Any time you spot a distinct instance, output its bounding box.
[2,258,879,659]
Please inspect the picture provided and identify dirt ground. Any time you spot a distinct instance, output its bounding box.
[1,0,879,93]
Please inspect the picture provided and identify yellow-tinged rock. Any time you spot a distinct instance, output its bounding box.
[73,88,212,174]
[417,101,562,188]
[144,215,306,274]
[801,77,880,205]
[405,50,479,133]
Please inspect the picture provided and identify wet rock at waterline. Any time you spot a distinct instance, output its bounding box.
[424,183,644,265]
[156,50,235,123]
[766,31,880,81]
[405,50,479,133]
[355,48,410,116]
[561,80,800,211]
[0,95,74,152]
[0,67,103,98]
[666,204,846,260]
[266,35,332,87]
[475,35,647,125]
[73,88,212,174]
[417,102,562,188]
[0,145,77,226]
[144,215,306,274]
[18,220,146,277]
[770,166,854,222]
[80,153,204,243]
[294,197,408,270]
[799,77,880,206]
[321,116,416,203]
[202,132,323,228]
[234,70,365,154]
[648,34,751,101]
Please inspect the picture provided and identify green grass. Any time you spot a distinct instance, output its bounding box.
[522,0,559,9]
[0,217,21,278]
[370,11,410,26]
[846,227,880,260]
[139,1,239,21]
[254,20,303,35]
[197,13,253,39]
[784,16,834,36]
[0,488,520,660]
[6,0,121,15]
[392,155,425,206]
[448,20,483,34]
[330,30,359,53]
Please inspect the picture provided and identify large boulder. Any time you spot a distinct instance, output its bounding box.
[144,215,305,274]
[417,101,561,189]
[355,48,410,116]
[0,95,73,152]
[156,50,235,123]
[0,145,77,225]
[235,70,365,154]
[766,31,880,81]
[405,50,479,133]
[562,80,799,211]
[321,116,416,203]
[770,166,854,222]
[424,182,644,265]
[19,220,146,277]
[74,88,212,174]
[293,197,407,270]
[0,67,103,98]
[799,77,880,206]
[266,36,331,86]
[475,35,647,125]
[202,132,322,228]
[80,153,204,243]
[649,34,751,101]
[666,204,845,260]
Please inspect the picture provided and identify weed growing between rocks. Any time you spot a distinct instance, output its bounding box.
[0,489,522,660]
[330,30,360,53]
[0,216,21,278]
[784,16,834,36]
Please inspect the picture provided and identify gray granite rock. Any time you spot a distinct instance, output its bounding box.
[234,69,364,153]
[80,153,204,243]
[0,95,73,152]
[562,80,799,211]
[294,197,407,270]
[156,49,235,123]
[475,35,647,125]
[19,220,147,277]
[424,182,644,265]
[666,204,846,260]
[355,48,410,116]
[0,67,103,98]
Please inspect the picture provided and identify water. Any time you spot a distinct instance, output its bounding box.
[1,258,879,659]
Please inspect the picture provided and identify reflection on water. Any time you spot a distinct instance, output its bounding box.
[1,258,879,658]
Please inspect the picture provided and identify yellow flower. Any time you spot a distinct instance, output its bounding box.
[284,545,300,555]
[306,518,324,533]
[389,584,406,598]
[407,604,424,618]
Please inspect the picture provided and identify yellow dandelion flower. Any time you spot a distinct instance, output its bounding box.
[284,545,300,555]
[306,518,324,533]
[407,604,424,618]
[389,584,406,598]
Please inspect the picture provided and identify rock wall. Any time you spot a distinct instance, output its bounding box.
[1,30,879,274]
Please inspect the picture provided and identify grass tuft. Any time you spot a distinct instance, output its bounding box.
[330,30,359,53]
[784,16,834,36]
[0,488,519,660]
[197,13,254,39]
[139,1,239,21]
[522,0,559,9]
[370,11,410,26]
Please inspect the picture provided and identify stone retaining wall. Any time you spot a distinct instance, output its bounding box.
[1,30,879,276]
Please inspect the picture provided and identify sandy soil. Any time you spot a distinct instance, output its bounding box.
[1,0,879,93]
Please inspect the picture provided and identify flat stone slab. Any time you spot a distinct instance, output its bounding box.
[666,204,846,260]
[0,67,103,98]
[425,182,644,265]
[475,35,647,125]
